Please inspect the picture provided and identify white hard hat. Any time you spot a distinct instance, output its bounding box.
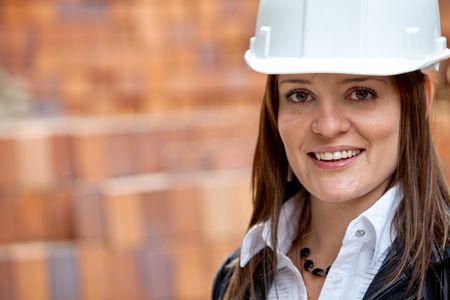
[245,0,450,75]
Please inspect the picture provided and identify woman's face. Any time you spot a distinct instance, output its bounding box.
[278,73,401,204]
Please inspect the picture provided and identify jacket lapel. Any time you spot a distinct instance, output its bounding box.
[363,241,450,300]
[362,241,409,300]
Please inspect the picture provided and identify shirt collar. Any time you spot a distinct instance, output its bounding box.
[240,192,303,267]
[240,184,403,268]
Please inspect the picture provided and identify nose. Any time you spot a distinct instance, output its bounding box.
[311,102,351,137]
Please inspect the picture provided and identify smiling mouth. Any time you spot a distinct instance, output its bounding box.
[309,149,363,161]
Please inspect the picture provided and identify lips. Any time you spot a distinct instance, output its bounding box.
[312,149,362,161]
[306,148,363,169]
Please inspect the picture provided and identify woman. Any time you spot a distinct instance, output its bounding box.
[213,0,450,299]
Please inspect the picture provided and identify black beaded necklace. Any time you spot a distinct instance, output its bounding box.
[300,247,331,277]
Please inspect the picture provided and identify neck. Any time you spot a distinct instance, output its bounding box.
[305,199,360,250]
[301,183,391,260]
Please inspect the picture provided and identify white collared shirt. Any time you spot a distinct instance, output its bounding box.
[240,185,403,300]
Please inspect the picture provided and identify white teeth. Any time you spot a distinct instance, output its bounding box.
[313,149,361,161]
[332,152,342,160]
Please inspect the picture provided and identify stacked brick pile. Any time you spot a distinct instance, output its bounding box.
[0,1,448,300]
[0,0,265,115]
[0,108,260,300]
[0,1,264,299]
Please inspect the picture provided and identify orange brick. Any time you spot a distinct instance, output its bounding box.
[107,133,136,177]
[168,185,202,241]
[103,193,146,250]
[73,187,105,241]
[46,189,75,241]
[0,194,18,244]
[0,252,14,300]
[78,244,114,300]
[0,138,17,189]
[171,242,208,299]
[203,241,240,293]
[432,100,450,182]
[73,134,109,182]
[14,131,55,189]
[132,130,165,173]
[199,178,251,243]
[51,134,75,183]
[440,0,450,37]
[144,190,171,239]
[15,192,48,242]
[111,251,144,300]
[10,244,50,300]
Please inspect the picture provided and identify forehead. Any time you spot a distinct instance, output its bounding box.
[277,73,391,87]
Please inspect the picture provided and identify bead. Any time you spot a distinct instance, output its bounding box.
[304,259,314,271]
[300,247,310,258]
[312,268,325,276]
[299,246,332,277]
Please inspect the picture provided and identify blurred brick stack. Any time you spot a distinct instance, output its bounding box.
[431,0,450,181]
[0,0,264,299]
[0,1,449,300]
[0,108,260,299]
[0,0,265,115]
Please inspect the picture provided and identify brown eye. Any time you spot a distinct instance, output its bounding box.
[286,89,314,104]
[349,87,377,101]
[355,90,369,100]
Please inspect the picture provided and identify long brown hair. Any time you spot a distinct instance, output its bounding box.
[224,71,450,299]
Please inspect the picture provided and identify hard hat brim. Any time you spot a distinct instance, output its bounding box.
[244,49,450,76]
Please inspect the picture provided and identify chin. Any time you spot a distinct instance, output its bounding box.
[312,192,356,203]
[308,183,366,203]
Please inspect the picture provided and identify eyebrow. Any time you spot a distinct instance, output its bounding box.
[338,77,386,85]
[278,76,387,86]
[278,78,312,85]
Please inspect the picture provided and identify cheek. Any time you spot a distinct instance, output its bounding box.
[361,105,401,163]
[372,124,400,167]
[366,116,399,142]
[278,113,306,154]
[277,117,289,146]
[356,95,401,139]
[381,123,400,161]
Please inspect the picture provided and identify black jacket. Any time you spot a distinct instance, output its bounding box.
[212,242,450,299]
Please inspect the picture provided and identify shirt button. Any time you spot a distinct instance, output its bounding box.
[355,229,366,237]
[331,274,343,284]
